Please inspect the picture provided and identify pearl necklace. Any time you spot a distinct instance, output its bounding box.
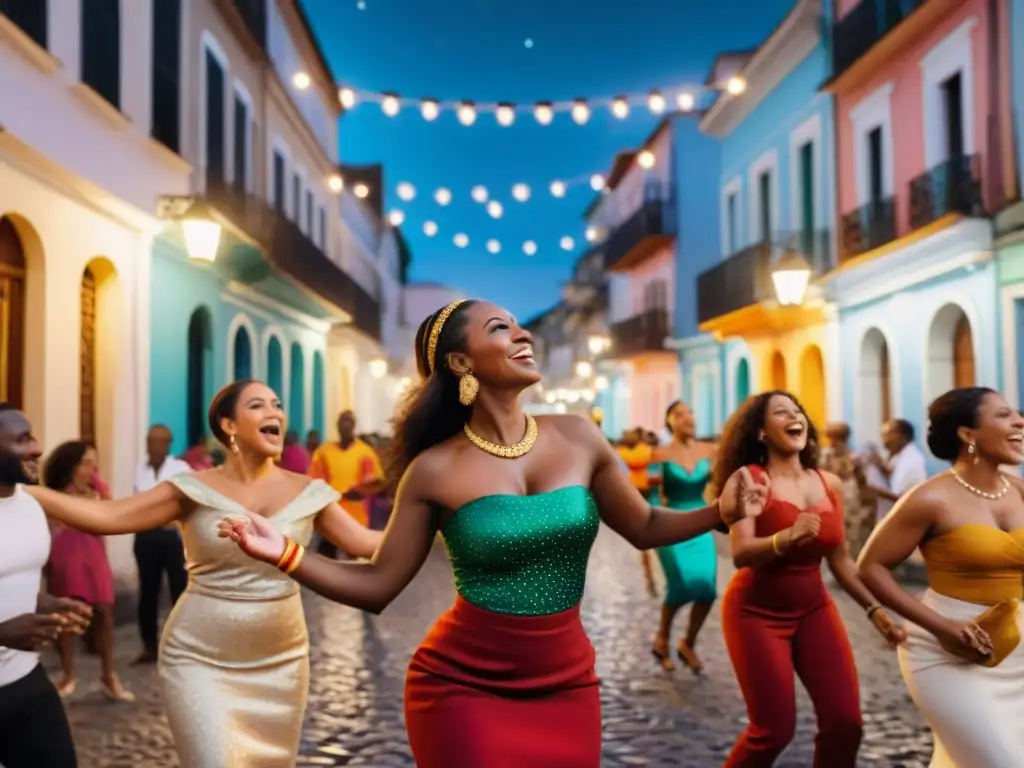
[949,467,1011,500]
[463,414,539,459]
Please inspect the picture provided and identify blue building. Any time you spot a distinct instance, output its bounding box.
[695,0,840,434]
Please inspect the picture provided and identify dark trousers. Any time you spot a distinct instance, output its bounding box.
[0,664,77,767]
[134,528,187,652]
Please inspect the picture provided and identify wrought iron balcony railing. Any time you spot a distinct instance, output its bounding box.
[908,153,983,230]
[839,197,897,262]
[602,183,676,272]
[831,0,925,80]
[609,307,670,357]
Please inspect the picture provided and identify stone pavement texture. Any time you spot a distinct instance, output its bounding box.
[52,528,934,767]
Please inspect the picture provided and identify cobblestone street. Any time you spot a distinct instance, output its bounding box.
[55,529,934,767]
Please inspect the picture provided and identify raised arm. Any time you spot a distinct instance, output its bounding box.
[579,418,746,549]
[24,483,184,535]
[222,458,438,614]
[315,502,383,559]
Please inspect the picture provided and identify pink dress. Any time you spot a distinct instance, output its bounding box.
[47,486,114,606]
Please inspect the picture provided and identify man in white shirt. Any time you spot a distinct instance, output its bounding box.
[131,424,192,664]
[868,418,928,521]
[0,404,90,767]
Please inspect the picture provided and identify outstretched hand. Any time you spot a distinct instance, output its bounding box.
[217,514,287,565]
[721,466,770,526]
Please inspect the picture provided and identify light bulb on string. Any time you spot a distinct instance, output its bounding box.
[590,174,605,191]
[550,180,566,198]
[522,240,537,256]
[453,233,469,248]
[434,187,452,206]
[611,97,629,119]
[420,99,440,121]
[486,239,501,254]
[471,185,489,203]
[534,102,554,125]
[292,72,311,90]
[677,92,695,111]
[560,236,575,251]
[423,221,438,237]
[354,183,369,199]
[327,174,344,193]
[457,102,477,126]
[396,182,415,201]
[571,99,590,125]
[387,210,405,227]
[727,76,746,95]
[487,200,503,219]
[339,87,356,109]
[638,150,655,169]
[381,93,400,117]
[647,90,666,114]
[496,103,516,127]
[585,226,599,243]
[512,183,531,202]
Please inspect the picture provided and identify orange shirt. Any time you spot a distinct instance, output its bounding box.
[617,443,653,491]
[309,439,383,526]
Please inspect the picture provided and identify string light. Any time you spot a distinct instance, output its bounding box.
[512,183,531,202]
[292,72,311,90]
[585,226,599,242]
[327,174,344,193]
[550,180,566,198]
[590,174,605,191]
[471,185,489,203]
[400,216,579,256]
[571,99,590,125]
[457,102,477,126]
[434,187,452,205]
[727,76,746,95]
[339,87,356,109]
[381,93,400,117]
[421,99,440,121]
[354,182,369,199]
[647,90,666,114]
[611,97,629,119]
[487,200,503,219]
[388,210,405,226]
[638,150,656,169]
[496,103,516,127]
[677,92,695,111]
[396,182,416,201]
[523,240,537,256]
[454,233,469,248]
[423,221,438,237]
[534,102,554,125]
[560,236,575,251]
[486,239,501,254]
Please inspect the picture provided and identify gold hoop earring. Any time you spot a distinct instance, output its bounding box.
[229,435,240,455]
[458,373,480,406]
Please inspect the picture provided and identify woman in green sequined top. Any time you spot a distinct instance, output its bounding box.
[221,299,768,768]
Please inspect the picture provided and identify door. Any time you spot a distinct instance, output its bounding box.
[80,268,97,445]
[0,217,26,408]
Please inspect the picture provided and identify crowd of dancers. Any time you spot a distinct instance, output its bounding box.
[1,297,1023,767]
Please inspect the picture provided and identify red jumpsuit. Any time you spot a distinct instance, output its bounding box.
[722,465,862,767]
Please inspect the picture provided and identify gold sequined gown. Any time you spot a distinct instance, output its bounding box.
[160,475,340,767]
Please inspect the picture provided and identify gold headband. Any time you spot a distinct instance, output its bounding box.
[426,299,467,374]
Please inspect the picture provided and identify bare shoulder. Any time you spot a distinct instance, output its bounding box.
[277,467,315,492]
[891,473,950,519]
[539,413,602,443]
[819,469,844,494]
[1003,470,1024,498]
[397,442,457,498]
[697,441,718,458]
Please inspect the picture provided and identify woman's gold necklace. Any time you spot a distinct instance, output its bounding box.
[950,467,1011,500]
[463,414,539,459]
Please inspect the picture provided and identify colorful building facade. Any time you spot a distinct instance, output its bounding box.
[824,0,1014,464]
[697,0,840,434]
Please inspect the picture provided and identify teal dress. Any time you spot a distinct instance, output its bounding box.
[654,459,717,607]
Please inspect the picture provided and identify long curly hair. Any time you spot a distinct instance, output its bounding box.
[386,300,478,486]
[707,390,820,499]
[43,441,92,492]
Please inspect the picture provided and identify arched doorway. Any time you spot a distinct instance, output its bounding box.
[0,216,26,407]
[859,327,893,440]
[289,342,305,435]
[186,307,213,446]
[266,336,283,396]
[233,326,253,380]
[770,350,786,390]
[312,351,325,435]
[926,303,973,403]
[736,357,751,404]
[798,344,826,431]
[79,258,121,470]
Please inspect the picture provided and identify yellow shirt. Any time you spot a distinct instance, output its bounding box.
[309,439,383,526]
[617,443,653,491]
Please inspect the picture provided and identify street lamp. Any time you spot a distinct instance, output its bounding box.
[369,358,388,378]
[771,249,813,306]
[157,197,224,262]
[575,360,593,378]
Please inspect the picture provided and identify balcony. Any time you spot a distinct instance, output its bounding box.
[697,231,832,331]
[201,180,381,340]
[839,197,897,262]
[909,153,983,230]
[602,184,676,272]
[609,307,670,358]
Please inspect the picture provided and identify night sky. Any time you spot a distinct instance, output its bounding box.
[301,0,793,319]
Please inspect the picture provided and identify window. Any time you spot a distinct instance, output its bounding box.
[726,193,738,254]
[81,0,120,108]
[204,50,226,185]
[233,94,250,191]
[151,0,181,152]
[233,0,266,49]
[642,280,667,310]
[0,0,47,48]
[305,190,313,235]
[798,140,815,251]
[942,72,964,160]
[867,127,884,204]
[272,151,286,212]
[318,207,326,248]
[758,170,772,242]
[292,173,301,221]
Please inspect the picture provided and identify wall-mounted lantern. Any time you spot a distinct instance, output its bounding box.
[771,250,812,306]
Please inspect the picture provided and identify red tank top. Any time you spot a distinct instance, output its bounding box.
[725,464,845,615]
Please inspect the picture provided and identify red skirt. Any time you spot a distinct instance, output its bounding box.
[405,595,601,767]
[47,528,114,605]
